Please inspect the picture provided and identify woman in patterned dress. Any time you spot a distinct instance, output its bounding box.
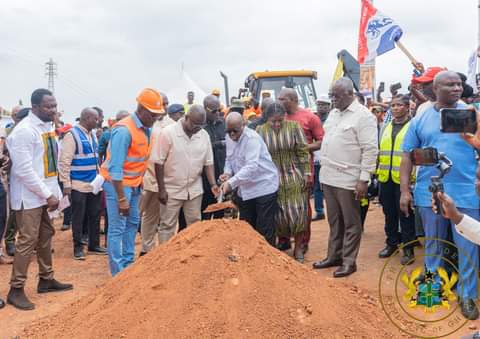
[256,102,311,262]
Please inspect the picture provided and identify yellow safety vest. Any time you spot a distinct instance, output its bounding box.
[377,121,410,184]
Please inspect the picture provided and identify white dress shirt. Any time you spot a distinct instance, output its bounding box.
[225,127,279,200]
[320,99,378,190]
[7,113,61,210]
[150,119,213,200]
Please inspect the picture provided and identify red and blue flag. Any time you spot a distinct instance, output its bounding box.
[358,0,403,64]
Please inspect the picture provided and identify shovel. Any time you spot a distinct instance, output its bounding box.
[203,190,236,214]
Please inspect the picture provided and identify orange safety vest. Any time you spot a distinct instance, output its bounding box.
[100,115,150,187]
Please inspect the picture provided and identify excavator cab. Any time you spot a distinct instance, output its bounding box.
[242,70,318,109]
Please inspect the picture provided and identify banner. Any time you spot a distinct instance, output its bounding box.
[359,62,375,98]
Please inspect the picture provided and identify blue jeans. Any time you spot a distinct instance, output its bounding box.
[419,207,479,299]
[314,163,324,215]
[104,181,141,276]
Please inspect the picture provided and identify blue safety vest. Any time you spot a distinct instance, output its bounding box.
[70,126,98,182]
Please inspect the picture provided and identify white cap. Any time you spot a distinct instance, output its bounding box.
[316,94,331,104]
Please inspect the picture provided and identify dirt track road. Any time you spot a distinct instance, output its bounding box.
[0,204,479,338]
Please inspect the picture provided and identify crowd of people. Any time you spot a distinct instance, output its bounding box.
[1,64,480,321]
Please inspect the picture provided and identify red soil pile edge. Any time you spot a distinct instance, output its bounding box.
[24,219,400,339]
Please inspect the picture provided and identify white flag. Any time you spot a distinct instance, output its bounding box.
[467,49,478,94]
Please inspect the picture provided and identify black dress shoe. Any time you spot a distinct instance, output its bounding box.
[400,247,415,266]
[378,245,398,258]
[73,247,86,261]
[88,246,107,255]
[312,258,343,269]
[5,243,15,256]
[333,264,357,278]
[276,241,291,251]
[0,298,5,309]
[37,278,73,294]
[460,298,479,320]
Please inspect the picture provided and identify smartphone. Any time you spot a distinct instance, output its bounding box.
[378,82,385,93]
[390,82,402,93]
[410,147,439,166]
[440,108,477,134]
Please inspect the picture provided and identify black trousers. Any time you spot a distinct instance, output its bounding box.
[0,184,7,243]
[236,191,278,246]
[379,179,416,249]
[71,190,101,249]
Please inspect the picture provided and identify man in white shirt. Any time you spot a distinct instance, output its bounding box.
[152,105,219,243]
[140,104,184,254]
[313,78,378,278]
[219,112,280,246]
[6,89,73,311]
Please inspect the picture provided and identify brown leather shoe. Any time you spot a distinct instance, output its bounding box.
[7,287,35,310]
[333,264,357,278]
[0,253,13,265]
[37,278,73,294]
[312,258,343,269]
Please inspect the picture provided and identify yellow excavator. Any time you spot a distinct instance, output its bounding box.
[221,70,318,110]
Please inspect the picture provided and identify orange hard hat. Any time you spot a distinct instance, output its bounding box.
[212,88,221,96]
[136,88,165,114]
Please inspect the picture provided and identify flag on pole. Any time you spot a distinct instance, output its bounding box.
[358,0,403,64]
[331,57,344,87]
[467,48,479,94]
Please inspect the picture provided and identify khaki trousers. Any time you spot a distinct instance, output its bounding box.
[323,184,362,266]
[140,190,161,253]
[158,195,202,243]
[10,206,54,288]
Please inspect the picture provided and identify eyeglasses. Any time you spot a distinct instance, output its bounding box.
[226,128,242,135]
[206,107,221,114]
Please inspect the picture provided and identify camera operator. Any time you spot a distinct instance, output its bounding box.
[400,71,480,320]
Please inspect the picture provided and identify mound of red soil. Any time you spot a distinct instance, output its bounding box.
[25,219,399,338]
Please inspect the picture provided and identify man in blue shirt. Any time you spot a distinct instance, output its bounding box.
[219,112,279,246]
[400,71,479,320]
[100,88,164,276]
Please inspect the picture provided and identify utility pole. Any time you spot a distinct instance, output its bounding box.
[45,58,57,93]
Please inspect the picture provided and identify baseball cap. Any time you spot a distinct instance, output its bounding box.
[167,104,185,115]
[136,88,165,114]
[316,94,331,104]
[412,67,447,84]
[229,99,245,112]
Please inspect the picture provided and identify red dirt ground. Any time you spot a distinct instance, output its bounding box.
[0,205,479,338]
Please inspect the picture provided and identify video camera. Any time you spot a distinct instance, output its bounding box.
[410,147,453,215]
